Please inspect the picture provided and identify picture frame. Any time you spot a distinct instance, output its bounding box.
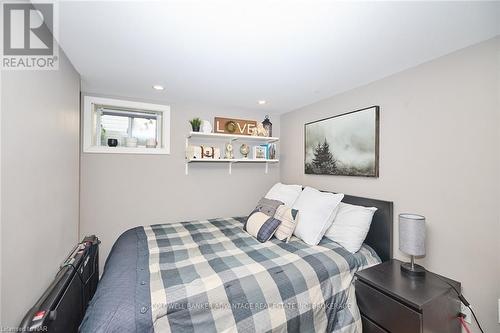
[253,145,268,159]
[304,106,379,177]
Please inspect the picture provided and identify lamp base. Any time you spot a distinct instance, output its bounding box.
[401,262,426,277]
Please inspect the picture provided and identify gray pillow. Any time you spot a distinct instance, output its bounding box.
[249,197,284,217]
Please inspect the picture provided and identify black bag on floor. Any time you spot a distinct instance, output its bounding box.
[18,235,100,332]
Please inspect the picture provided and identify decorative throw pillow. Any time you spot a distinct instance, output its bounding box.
[292,187,344,245]
[264,182,303,207]
[244,198,284,243]
[245,212,282,243]
[324,202,377,253]
[273,205,299,242]
[248,197,284,218]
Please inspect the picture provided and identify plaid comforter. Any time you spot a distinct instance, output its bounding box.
[142,217,380,333]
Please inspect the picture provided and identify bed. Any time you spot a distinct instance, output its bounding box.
[80,194,393,333]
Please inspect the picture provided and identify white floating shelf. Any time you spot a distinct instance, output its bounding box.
[188,132,279,143]
[185,158,279,175]
[185,131,279,175]
[187,158,279,163]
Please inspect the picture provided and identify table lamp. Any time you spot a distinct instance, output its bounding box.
[399,213,426,276]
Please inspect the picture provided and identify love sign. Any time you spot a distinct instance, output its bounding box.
[214,117,257,136]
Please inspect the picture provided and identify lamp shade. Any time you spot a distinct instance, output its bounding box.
[399,213,426,256]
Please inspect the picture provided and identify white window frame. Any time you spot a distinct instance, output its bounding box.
[83,96,170,154]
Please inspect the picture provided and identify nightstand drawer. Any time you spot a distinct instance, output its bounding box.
[356,280,422,333]
[361,315,388,333]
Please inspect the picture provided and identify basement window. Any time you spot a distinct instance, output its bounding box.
[83,96,170,154]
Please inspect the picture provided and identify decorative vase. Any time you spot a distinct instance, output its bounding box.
[107,138,118,147]
[146,138,157,148]
[126,137,138,147]
[201,120,212,133]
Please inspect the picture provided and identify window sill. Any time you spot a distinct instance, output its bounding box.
[83,146,170,155]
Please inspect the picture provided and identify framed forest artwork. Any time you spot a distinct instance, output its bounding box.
[304,106,379,177]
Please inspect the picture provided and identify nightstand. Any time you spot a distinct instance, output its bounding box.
[355,259,461,333]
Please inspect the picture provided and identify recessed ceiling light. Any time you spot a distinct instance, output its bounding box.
[152,85,165,91]
[258,100,267,105]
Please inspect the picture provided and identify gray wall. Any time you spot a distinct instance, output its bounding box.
[280,37,500,332]
[0,51,81,326]
[79,97,280,272]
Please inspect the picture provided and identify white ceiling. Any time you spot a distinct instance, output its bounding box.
[58,1,500,113]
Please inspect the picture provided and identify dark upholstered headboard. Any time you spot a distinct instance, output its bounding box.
[341,194,393,262]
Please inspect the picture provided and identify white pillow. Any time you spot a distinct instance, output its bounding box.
[292,187,344,245]
[324,202,377,253]
[265,183,302,207]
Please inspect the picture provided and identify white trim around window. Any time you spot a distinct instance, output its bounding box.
[83,96,170,154]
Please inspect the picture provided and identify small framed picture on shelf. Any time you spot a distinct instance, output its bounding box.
[253,145,268,159]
